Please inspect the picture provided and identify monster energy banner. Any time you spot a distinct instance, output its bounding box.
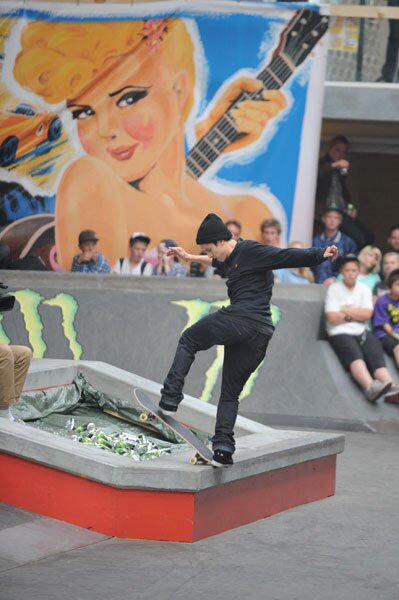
[0,1,329,270]
[0,280,281,404]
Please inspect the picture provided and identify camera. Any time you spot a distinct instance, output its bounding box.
[189,261,205,278]
[0,283,15,312]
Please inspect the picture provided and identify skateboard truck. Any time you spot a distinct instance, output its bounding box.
[189,453,209,465]
[134,388,213,466]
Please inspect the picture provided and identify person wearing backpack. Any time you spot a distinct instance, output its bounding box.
[111,232,152,276]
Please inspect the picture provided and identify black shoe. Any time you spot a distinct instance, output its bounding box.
[211,449,233,468]
[158,399,177,416]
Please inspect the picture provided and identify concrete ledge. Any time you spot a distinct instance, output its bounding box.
[0,359,344,541]
[0,419,344,492]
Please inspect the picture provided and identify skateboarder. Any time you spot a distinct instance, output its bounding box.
[159,213,338,467]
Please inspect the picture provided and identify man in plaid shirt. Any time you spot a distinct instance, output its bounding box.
[71,230,110,273]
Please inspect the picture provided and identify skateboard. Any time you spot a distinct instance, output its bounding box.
[133,388,213,465]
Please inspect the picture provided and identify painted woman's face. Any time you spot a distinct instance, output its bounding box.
[67,50,186,183]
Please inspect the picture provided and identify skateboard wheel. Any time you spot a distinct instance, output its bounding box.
[189,455,198,465]
[139,412,148,422]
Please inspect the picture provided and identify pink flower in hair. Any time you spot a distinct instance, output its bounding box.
[143,19,168,52]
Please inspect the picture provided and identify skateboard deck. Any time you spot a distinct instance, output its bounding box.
[133,388,213,465]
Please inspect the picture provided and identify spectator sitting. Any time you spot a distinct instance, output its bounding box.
[0,344,32,421]
[387,225,399,253]
[325,256,395,403]
[153,240,187,277]
[225,220,242,242]
[356,245,382,292]
[312,205,358,284]
[260,218,281,247]
[373,252,399,299]
[373,270,399,400]
[274,241,314,285]
[315,136,374,249]
[188,251,214,278]
[111,232,152,276]
[71,230,110,273]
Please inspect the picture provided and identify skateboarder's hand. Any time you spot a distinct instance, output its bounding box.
[167,246,190,262]
[323,245,339,261]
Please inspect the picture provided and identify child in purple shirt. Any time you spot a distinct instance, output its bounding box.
[373,270,399,396]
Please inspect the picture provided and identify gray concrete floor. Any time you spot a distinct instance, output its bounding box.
[1,431,399,600]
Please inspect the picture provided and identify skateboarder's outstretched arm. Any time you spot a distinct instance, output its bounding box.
[250,243,339,270]
[166,246,213,266]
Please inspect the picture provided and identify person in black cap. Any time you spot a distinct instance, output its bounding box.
[71,230,110,273]
[159,213,339,467]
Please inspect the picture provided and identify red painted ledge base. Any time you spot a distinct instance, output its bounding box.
[0,453,337,542]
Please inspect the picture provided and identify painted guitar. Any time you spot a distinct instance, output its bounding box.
[186,9,329,179]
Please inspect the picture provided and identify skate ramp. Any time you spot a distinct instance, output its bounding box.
[0,359,343,542]
[0,270,398,432]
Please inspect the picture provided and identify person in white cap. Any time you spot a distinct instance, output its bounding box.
[111,232,152,276]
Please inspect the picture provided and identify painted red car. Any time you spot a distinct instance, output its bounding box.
[0,103,62,167]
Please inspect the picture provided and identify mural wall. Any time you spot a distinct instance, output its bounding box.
[0,2,329,270]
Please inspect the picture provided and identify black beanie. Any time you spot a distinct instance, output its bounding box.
[196,213,232,244]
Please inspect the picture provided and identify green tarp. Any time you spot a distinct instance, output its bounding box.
[15,373,209,461]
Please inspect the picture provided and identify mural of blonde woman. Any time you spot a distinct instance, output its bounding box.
[13,18,287,269]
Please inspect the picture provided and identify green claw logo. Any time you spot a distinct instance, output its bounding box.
[172,298,281,402]
[0,289,82,359]
[0,289,281,403]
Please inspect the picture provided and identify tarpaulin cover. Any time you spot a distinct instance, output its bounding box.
[14,373,209,460]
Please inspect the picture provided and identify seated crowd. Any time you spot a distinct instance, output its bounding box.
[325,256,399,404]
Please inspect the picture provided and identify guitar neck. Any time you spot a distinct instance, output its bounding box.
[186,54,294,180]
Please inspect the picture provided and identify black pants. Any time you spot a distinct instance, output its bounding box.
[161,311,272,454]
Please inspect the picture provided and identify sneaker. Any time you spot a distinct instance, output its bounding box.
[384,385,399,404]
[365,380,392,402]
[158,399,177,416]
[211,449,233,468]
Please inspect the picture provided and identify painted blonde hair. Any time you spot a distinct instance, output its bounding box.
[13,18,195,117]
[358,245,382,274]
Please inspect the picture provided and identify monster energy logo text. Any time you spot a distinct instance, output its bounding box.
[0,289,82,359]
[0,290,281,404]
[172,299,281,403]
